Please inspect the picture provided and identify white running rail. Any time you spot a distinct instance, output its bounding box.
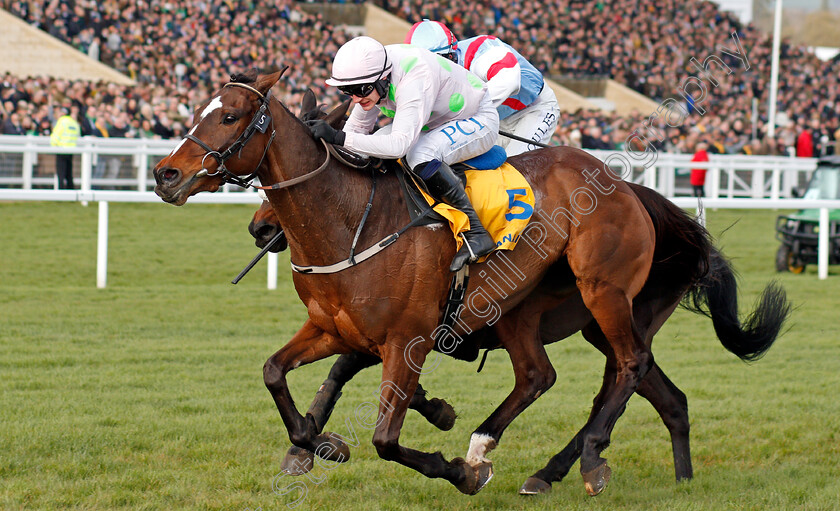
[1,189,837,286]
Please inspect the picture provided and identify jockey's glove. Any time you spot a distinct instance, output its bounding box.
[307,120,345,146]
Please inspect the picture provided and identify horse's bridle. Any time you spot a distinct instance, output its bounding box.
[185,81,340,191]
[186,82,276,189]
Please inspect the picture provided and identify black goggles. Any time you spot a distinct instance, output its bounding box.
[338,82,377,98]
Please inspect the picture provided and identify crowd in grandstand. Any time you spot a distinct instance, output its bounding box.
[1,0,353,140]
[1,0,839,157]
[389,0,840,156]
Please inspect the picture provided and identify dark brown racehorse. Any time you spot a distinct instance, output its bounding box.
[153,69,790,495]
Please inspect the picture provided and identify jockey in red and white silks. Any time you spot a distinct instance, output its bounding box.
[406,20,560,155]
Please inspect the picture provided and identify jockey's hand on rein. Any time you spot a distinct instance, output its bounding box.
[306,120,345,146]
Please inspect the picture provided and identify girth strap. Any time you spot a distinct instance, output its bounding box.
[291,199,440,274]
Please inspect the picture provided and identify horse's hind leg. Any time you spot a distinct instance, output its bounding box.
[579,308,692,483]
[521,319,621,494]
[521,360,690,494]
[636,364,692,480]
[576,283,653,496]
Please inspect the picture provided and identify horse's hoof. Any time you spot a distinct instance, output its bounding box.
[280,446,314,475]
[312,433,351,463]
[519,476,552,495]
[452,457,479,495]
[451,458,493,495]
[582,461,611,496]
[473,461,494,494]
[428,398,457,431]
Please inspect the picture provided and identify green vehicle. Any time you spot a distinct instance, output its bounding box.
[775,155,840,273]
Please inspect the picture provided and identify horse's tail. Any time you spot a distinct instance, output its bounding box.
[684,249,791,361]
[628,183,791,362]
[629,183,711,300]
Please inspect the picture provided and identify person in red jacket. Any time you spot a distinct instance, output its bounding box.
[796,118,813,157]
[690,142,709,198]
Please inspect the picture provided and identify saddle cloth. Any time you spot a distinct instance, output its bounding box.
[396,146,535,258]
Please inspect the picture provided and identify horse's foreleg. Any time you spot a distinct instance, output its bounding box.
[369,342,477,494]
[410,384,457,431]
[263,320,352,464]
[307,352,381,431]
[280,352,457,476]
[280,351,381,475]
[462,305,556,492]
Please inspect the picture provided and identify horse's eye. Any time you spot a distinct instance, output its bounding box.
[223,114,237,125]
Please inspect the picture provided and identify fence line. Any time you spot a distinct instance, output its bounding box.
[0,135,820,199]
[1,189,837,286]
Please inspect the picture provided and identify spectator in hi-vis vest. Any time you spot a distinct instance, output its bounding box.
[51,106,81,189]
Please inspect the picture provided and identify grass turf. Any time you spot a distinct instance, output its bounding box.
[1,201,838,510]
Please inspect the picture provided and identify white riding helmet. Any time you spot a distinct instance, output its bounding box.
[404,19,458,55]
[325,36,392,87]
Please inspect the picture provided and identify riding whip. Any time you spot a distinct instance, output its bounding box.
[498,130,551,149]
[232,230,286,284]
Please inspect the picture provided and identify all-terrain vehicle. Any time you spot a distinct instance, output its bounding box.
[775,155,840,273]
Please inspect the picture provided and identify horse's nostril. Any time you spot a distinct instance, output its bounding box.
[163,169,179,182]
[256,224,277,240]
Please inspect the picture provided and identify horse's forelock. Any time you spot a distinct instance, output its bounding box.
[300,105,328,122]
[229,69,259,84]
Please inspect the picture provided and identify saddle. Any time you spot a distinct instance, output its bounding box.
[394,146,509,225]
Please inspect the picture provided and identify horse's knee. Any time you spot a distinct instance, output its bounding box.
[327,352,378,384]
[372,434,400,461]
[621,351,653,383]
[263,356,284,389]
[524,365,556,399]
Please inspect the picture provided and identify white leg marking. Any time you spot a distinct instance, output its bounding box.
[466,433,497,466]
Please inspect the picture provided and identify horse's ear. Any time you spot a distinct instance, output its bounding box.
[323,99,351,129]
[255,66,288,96]
[300,89,317,118]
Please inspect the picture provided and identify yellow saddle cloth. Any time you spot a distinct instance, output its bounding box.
[417,162,535,259]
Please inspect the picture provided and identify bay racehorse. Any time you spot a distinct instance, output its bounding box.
[247,179,789,492]
[153,69,790,495]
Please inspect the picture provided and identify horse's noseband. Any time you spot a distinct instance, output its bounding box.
[186,82,276,189]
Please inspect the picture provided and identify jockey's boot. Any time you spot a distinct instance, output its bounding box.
[417,160,496,272]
